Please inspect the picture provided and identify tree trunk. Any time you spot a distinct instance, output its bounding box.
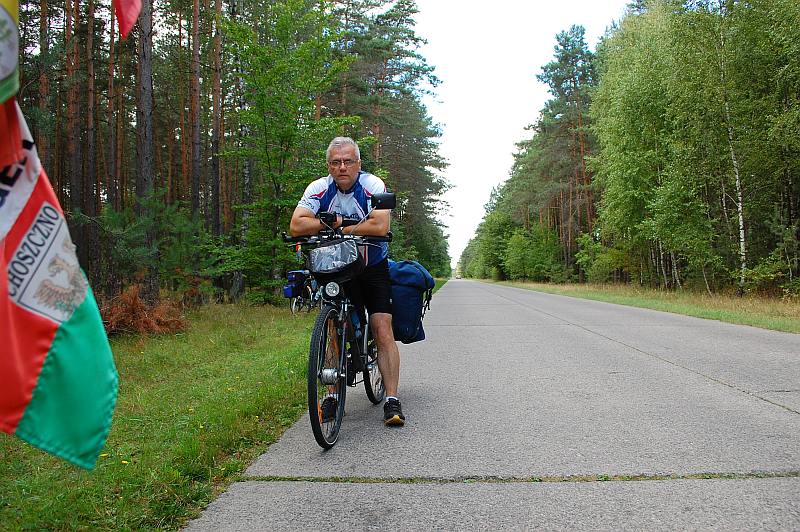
[178,9,188,202]
[137,0,159,304]
[191,0,201,221]
[137,2,155,199]
[371,63,388,163]
[154,115,163,190]
[220,99,229,231]
[702,264,712,297]
[727,107,747,296]
[649,245,657,287]
[85,0,98,283]
[658,240,669,288]
[567,177,574,265]
[575,89,592,230]
[166,125,174,203]
[54,90,62,200]
[106,4,117,211]
[211,0,222,236]
[202,124,209,232]
[116,82,124,208]
[559,190,568,265]
[66,0,85,268]
[37,0,50,173]
[717,26,747,296]
[104,55,119,299]
[784,166,795,229]
[229,0,249,302]
[670,251,682,290]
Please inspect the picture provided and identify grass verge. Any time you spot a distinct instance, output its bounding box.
[0,303,314,530]
[498,281,800,334]
[433,278,447,294]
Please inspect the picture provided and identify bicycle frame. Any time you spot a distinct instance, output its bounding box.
[319,281,370,379]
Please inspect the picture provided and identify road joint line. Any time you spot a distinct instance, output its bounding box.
[241,471,800,485]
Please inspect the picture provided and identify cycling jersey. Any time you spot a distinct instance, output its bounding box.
[297,171,389,266]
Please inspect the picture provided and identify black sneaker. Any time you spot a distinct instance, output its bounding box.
[383,398,405,426]
[320,396,338,423]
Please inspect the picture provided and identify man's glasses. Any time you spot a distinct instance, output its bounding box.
[327,159,358,167]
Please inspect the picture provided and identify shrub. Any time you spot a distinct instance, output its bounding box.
[100,285,187,335]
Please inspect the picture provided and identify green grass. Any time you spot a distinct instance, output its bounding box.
[497,281,800,334]
[433,278,447,294]
[0,303,314,530]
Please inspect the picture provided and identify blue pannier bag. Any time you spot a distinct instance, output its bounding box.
[283,270,307,298]
[282,284,301,298]
[287,270,308,282]
[388,260,435,344]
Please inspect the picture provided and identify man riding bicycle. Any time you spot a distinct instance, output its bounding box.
[289,136,405,426]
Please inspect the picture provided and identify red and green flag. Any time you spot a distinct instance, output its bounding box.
[113,0,142,39]
[1,102,118,470]
[0,0,19,104]
[0,0,22,166]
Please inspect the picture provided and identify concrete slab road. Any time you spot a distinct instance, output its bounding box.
[186,280,800,530]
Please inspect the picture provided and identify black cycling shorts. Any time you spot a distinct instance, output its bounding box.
[344,258,392,316]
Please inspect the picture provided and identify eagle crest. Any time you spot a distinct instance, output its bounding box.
[33,237,87,316]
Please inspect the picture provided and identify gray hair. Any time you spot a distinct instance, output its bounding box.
[326,137,360,162]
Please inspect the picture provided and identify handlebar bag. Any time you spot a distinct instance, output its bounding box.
[308,238,364,283]
[388,259,435,344]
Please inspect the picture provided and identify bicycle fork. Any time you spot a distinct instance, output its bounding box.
[345,305,371,381]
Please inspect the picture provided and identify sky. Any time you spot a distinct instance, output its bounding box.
[411,0,632,270]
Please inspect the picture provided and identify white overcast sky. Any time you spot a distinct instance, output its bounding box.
[412,0,631,269]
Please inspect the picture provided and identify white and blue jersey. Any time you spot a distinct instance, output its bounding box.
[297,171,389,266]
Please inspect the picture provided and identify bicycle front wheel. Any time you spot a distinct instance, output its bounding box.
[290,296,301,315]
[363,325,385,404]
[308,304,347,448]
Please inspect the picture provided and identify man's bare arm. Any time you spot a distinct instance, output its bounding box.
[289,207,341,236]
[343,209,390,237]
[289,207,389,237]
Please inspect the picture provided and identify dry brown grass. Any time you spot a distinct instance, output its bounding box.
[100,285,187,335]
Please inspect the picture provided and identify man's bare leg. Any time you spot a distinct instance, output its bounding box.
[369,313,399,397]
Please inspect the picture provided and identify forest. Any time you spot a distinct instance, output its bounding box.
[458,0,800,298]
[16,0,451,321]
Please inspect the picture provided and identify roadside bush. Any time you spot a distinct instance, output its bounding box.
[743,252,789,296]
[100,285,186,335]
[576,233,627,283]
[782,278,800,300]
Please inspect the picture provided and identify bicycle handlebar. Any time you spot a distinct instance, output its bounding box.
[363,233,392,242]
[317,213,364,228]
[283,232,314,243]
[341,217,360,228]
[282,231,393,244]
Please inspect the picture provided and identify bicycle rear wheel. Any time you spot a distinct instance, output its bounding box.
[308,304,347,448]
[363,325,385,404]
[302,285,315,312]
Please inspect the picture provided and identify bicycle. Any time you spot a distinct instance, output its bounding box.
[283,192,395,448]
[289,273,321,314]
